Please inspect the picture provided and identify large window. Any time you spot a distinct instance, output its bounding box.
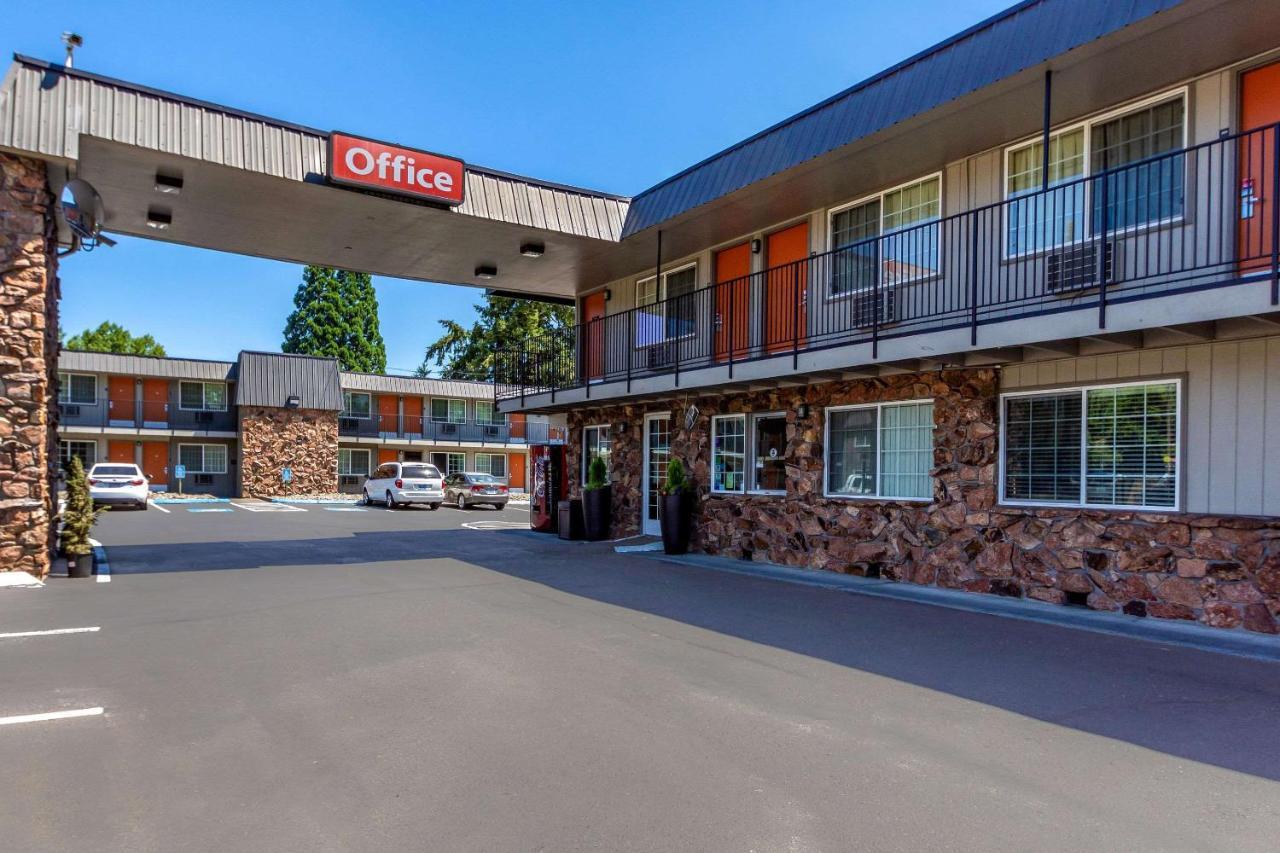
[475,401,504,425]
[828,175,941,296]
[582,424,611,484]
[58,373,96,405]
[179,381,228,411]
[1004,92,1185,255]
[825,400,935,500]
[1001,380,1179,510]
[338,447,370,477]
[178,443,227,475]
[342,391,371,419]
[474,453,507,478]
[431,398,466,424]
[59,440,97,471]
[635,263,697,345]
[707,413,787,494]
[710,415,747,493]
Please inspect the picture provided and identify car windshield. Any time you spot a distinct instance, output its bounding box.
[467,474,500,484]
[91,466,139,477]
[400,465,440,480]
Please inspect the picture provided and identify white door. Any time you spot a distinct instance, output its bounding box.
[641,413,671,536]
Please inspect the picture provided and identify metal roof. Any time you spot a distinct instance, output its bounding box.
[57,349,235,381]
[338,372,496,400]
[234,351,342,411]
[620,0,1183,237]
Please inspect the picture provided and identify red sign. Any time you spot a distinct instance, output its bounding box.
[328,132,465,205]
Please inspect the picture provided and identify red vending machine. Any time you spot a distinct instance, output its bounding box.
[529,443,568,532]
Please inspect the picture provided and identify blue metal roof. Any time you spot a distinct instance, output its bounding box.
[620,0,1183,238]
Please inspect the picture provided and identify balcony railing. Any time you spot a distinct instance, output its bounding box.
[58,398,236,432]
[496,122,1280,400]
[337,415,564,444]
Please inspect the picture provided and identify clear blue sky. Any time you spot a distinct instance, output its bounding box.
[13,0,1010,374]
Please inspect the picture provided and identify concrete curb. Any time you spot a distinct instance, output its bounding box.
[647,552,1280,663]
[88,538,110,583]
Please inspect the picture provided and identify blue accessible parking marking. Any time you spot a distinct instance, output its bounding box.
[187,507,234,513]
[322,506,367,512]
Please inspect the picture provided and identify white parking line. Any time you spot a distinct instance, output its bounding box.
[0,707,104,726]
[89,538,110,583]
[323,507,367,512]
[187,507,233,513]
[147,501,171,513]
[0,626,100,639]
[231,502,307,512]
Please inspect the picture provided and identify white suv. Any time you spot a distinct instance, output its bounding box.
[86,462,150,510]
[363,462,444,509]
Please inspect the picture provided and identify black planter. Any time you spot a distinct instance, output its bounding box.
[582,487,612,541]
[67,551,94,579]
[658,491,693,555]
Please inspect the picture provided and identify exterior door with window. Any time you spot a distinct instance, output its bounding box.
[142,442,168,490]
[108,376,134,425]
[641,414,671,536]
[141,379,168,426]
[764,222,809,353]
[582,290,606,382]
[714,241,751,363]
[1240,61,1280,272]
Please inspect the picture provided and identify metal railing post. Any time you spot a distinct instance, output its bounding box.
[792,261,801,370]
[1097,170,1109,329]
[627,309,634,393]
[969,217,979,345]
[871,259,880,360]
[728,278,735,380]
[1271,123,1279,305]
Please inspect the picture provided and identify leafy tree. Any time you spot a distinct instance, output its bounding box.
[282,265,387,373]
[66,321,166,356]
[417,293,574,381]
[60,456,105,557]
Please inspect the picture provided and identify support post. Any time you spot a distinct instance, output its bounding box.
[1041,69,1053,192]
[1271,123,1279,305]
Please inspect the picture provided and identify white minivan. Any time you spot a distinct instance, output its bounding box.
[363,461,444,509]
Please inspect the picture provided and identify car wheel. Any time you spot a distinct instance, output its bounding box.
[428,503,440,511]
[139,500,148,511]
[458,493,467,509]
[386,490,397,509]
[362,489,372,506]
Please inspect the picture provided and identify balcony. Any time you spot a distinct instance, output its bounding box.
[337,415,565,444]
[497,123,1280,403]
[58,397,236,433]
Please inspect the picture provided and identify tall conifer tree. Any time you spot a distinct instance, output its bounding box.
[282,266,387,373]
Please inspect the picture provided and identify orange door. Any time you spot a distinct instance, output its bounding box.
[403,396,424,435]
[582,290,606,381]
[509,412,527,441]
[142,442,168,490]
[1240,61,1280,272]
[107,441,134,463]
[141,379,168,425]
[509,453,525,490]
[107,376,134,424]
[378,395,399,434]
[764,222,809,353]
[713,242,752,363]
[378,448,399,466]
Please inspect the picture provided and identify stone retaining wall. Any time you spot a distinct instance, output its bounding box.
[0,154,58,576]
[567,369,1280,634]
[238,407,337,497]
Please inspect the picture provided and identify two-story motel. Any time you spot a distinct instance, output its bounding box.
[2,0,1280,631]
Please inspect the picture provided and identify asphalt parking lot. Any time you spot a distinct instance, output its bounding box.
[3,503,1280,852]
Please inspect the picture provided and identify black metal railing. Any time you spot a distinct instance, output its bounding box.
[335,414,559,444]
[496,122,1280,400]
[58,398,236,432]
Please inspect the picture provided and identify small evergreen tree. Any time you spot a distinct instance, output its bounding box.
[660,458,692,496]
[66,321,166,356]
[60,456,105,557]
[585,455,609,492]
[282,265,387,372]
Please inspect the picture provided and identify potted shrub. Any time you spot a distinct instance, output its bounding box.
[61,456,105,578]
[582,455,612,541]
[658,457,694,555]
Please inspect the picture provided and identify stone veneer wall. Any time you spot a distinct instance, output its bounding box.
[238,407,338,497]
[566,369,1280,634]
[0,154,58,576]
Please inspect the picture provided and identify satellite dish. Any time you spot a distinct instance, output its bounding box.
[59,178,114,249]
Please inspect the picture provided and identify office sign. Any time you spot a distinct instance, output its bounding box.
[328,132,465,205]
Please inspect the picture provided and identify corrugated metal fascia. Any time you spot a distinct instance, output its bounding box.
[57,350,234,380]
[235,351,342,411]
[338,371,496,400]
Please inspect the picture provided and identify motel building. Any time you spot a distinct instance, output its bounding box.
[54,349,563,498]
[2,0,1280,635]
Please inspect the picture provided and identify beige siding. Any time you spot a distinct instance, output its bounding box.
[1001,336,1280,516]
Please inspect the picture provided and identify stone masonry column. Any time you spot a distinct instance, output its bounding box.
[0,153,59,577]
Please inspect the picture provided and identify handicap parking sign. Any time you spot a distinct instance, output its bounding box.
[174,464,186,479]
[282,468,293,483]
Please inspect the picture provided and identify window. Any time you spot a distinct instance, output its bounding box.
[444,452,465,474]
[338,448,371,477]
[711,415,747,493]
[474,453,507,478]
[1003,92,1186,254]
[58,373,96,405]
[431,398,466,424]
[1001,380,1179,510]
[178,443,227,475]
[59,440,97,471]
[342,391,371,419]
[825,400,935,500]
[475,401,504,425]
[750,413,788,493]
[828,175,941,296]
[582,424,611,484]
[635,263,697,345]
[179,381,228,411]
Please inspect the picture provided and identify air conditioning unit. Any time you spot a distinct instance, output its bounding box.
[851,287,897,329]
[193,473,214,486]
[645,342,675,369]
[483,425,501,438]
[440,422,459,435]
[339,417,359,432]
[63,405,81,417]
[194,411,214,425]
[1047,242,1114,293]
[339,475,360,487]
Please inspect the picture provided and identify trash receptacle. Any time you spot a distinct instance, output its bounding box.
[557,499,585,540]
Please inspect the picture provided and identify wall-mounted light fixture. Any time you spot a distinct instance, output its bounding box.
[519,242,545,258]
[475,265,498,280]
[796,403,810,419]
[750,238,762,254]
[145,208,172,230]
[604,288,612,302]
[285,395,301,409]
[616,421,628,434]
[154,172,184,194]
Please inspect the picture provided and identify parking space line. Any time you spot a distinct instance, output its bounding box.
[0,626,100,639]
[188,507,233,513]
[231,502,307,512]
[323,506,367,512]
[89,538,110,583]
[147,501,171,513]
[0,707,104,726]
